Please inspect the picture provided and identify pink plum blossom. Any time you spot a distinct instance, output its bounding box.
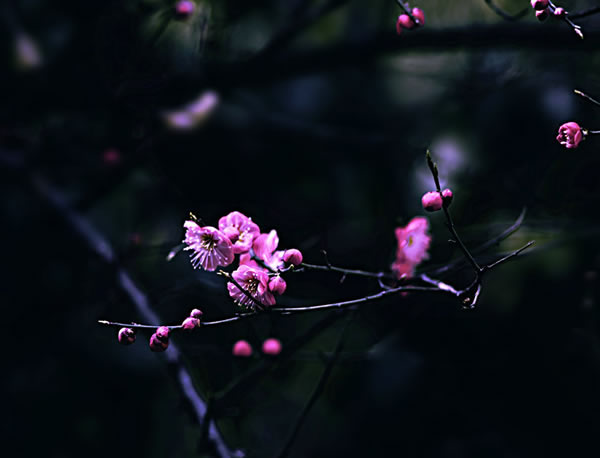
[218,211,260,254]
[118,328,135,345]
[149,333,168,352]
[391,217,431,279]
[244,229,285,271]
[227,265,276,308]
[556,122,584,149]
[181,317,199,330]
[553,7,566,17]
[183,222,234,271]
[233,339,253,357]
[442,188,453,206]
[262,338,282,356]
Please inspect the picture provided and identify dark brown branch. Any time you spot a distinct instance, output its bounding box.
[483,0,528,21]
[31,174,242,458]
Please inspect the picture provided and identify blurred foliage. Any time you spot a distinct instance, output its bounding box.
[3,0,600,457]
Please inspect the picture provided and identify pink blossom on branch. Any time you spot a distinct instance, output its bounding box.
[243,229,285,271]
[227,265,276,308]
[218,211,260,254]
[556,122,584,149]
[421,191,443,212]
[183,222,234,271]
[391,217,431,280]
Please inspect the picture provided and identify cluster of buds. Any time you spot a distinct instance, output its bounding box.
[531,1,566,21]
[115,307,203,350]
[395,7,425,35]
[421,189,453,212]
[232,338,283,357]
[183,211,303,309]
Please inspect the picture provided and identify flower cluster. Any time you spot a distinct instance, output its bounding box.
[395,7,425,35]
[391,217,431,279]
[421,188,452,212]
[183,211,303,308]
[556,122,584,149]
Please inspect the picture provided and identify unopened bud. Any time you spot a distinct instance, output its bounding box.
[442,188,453,207]
[397,14,415,30]
[156,326,170,342]
[553,7,566,17]
[118,327,136,345]
[232,339,253,357]
[268,276,287,295]
[412,8,425,26]
[421,191,443,212]
[283,249,303,266]
[182,317,200,330]
[175,0,195,17]
[149,333,169,352]
[190,308,203,319]
[262,338,282,356]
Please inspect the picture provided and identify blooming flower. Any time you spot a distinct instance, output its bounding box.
[391,217,431,279]
[556,122,584,149]
[240,229,285,271]
[227,265,276,308]
[183,221,234,271]
[218,211,260,254]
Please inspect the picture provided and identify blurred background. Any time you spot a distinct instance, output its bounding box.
[3,0,600,457]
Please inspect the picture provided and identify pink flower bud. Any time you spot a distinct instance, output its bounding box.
[421,191,443,212]
[262,338,282,356]
[233,339,253,357]
[442,188,453,207]
[182,317,200,330]
[175,0,195,17]
[190,308,203,319]
[535,9,549,21]
[530,0,549,11]
[268,276,287,295]
[412,8,425,26]
[156,326,170,342]
[118,327,136,345]
[283,249,303,266]
[553,7,566,17]
[397,14,415,30]
[556,122,584,149]
[149,333,169,352]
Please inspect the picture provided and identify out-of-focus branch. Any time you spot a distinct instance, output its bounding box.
[570,6,600,20]
[483,0,528,21]
[30,174,242,458]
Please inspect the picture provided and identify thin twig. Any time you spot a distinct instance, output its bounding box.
[276,314,352,458]
[482,240,535,271]
[574,89,600,107]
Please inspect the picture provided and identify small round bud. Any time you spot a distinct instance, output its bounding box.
[232,339,253,357]
[397,14,415,30]
[190,308,203,319]
[421,191,443,212]
[268,276,287,295]
[283,249,303,266]
[530,0,549,11]
[149,333,169,352]
[156,326,170,342]
[553,7,566,17]
[182,317,200,331]
[262,338,282,356]
[556,121,583,149]
[118,327,136,345]
[442,188,453,207]
[535,9,549,21]
[412,8,425,26]
[175,0,195,17]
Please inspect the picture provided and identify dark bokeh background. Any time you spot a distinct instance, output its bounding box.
[3,1,600,457]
